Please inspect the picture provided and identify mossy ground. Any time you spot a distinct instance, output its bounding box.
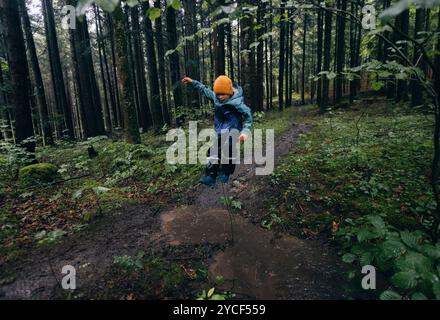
[0,107,296,264]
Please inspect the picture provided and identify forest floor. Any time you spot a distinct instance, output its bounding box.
[0,105,347,300]
[1,99,434,300]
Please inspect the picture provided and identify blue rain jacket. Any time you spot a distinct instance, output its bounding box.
[191,80,253,135]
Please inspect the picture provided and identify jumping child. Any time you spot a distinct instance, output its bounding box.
[182,75,253,186]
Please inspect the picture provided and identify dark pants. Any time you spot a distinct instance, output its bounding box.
[205,134,237,178]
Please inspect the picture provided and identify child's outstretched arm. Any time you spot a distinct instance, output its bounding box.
[236,103,253,141]
[182,77,216,102]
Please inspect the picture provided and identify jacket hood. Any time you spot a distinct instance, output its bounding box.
[217,83,244,106]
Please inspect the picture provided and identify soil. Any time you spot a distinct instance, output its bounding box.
[0,114,347,300]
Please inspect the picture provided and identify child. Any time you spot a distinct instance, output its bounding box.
[182,75,253,186]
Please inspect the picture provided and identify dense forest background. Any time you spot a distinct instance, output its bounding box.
[3,0,438,146]
[1,0,440,300]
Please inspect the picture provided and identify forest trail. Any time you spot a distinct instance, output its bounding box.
[0,114,345,300]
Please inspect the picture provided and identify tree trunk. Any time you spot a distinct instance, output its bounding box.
[396,9,410,102]
[0,0,35,153]
[107,14,122,128]
[130,6,152,131]
[112,6,141,144]
[67,0,105,139]
[239,1,256,111]
[19,0,53,145]
[154,0,171,125]
[335,0,346,104]
[166,4,184,125]
[142,1,164,130]
[278,0,286,111]
[214,0,226,77]
[94,5,111,132]
[182,0,200,108]
[411,8,426,107]
[301,12,308,105]
[226,23,235,82]
[322,2,332,110]
[255,0,265,111]
[316,7,323,107]
[42,0,74,139]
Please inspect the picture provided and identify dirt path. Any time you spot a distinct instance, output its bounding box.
[0,115,346,300]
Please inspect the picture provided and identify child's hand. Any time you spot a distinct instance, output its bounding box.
[239,133,248,142]
[182,77,193,85]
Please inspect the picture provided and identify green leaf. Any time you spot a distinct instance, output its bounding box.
[391,271,418,289]
[371,81,384,91]
[366,215,386,230]
[411,292,428,300]
[167,0,182,10]
[126,0,139,7]
[342,253,356,263]
[72,188,84,200]
[148,7,161,21]
[96,0,120,13]
[400,231,422,250]
[35,230,47,240]
[381,239,407,258]
[165,49,176,57]
[207,287,215,298]
[422,244,440,260]
[210,294,226,300]
[93,186,111,195]
[380,0,440,21]
[359,251,373,265]
[419,271,439,283]
[326,72,337,80]
[357,229,380,242]
[380,290,402,300]
[395,251,433,274]
[433,282,440,300]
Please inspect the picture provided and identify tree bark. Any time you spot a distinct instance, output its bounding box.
[130,6,152,131]
[142,1,164,130]
[19,0,53,145]
[278,0,286,111]
[0,0,35,153]
[42,0,74,139]
[67,0,105,138]
[154,0,171,125]
[322,1,332,110]
[166,4,184,126]
[112,6,141,144]
[411,8,426,107]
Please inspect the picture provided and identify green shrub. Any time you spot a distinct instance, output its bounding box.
[336,215,440,300]
[18,163,60,186]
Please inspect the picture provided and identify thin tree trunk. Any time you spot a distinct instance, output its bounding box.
[166,4,183,126]
[301,13,308,105]
[42,0,74,139]
[335,0,346,104]
[112,6,141,144]
[142,1,164,130]
[278,0,286,111]
[130,6,152,131]
[68,0,105,138]
[19,0,53,145]
[0,0,35,153]
[317,7,323,107]
[411,8,426,107]
[322,1,332,110]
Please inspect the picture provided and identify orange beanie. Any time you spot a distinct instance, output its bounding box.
[213,75,234,96]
